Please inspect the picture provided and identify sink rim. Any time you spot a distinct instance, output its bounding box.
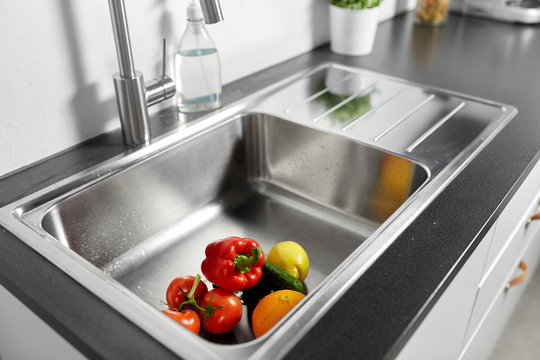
[0,62,517,359]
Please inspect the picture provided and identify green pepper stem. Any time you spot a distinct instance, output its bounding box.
[234,247,262,274]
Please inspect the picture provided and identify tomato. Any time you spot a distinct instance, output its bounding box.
[166,276,208,310]
[199,288,243,334]
[161,309,200,334]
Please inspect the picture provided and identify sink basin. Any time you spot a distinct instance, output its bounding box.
[42,112,427,344]
[0,63,516,359]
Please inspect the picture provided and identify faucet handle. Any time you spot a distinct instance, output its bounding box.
[146,38,176,106]
[161,38,168,79]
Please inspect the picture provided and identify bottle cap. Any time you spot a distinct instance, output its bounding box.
[187,1,203,21]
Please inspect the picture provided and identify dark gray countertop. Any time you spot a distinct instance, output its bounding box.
[2,12,540,360]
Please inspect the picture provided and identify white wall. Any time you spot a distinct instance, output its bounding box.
[0,0,330,177]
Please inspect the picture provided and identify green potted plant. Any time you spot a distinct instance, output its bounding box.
[329,0,381,56]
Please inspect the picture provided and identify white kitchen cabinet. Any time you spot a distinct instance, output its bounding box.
[464,191,540,342]
[396,157,540,360]
[0,284,86,360]
[459,221,540,360]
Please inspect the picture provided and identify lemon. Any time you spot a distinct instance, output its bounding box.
[267,241,309,282]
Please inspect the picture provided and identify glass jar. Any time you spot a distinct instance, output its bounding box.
[415,0,450,25]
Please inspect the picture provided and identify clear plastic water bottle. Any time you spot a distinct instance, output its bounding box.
[175,1,222,113]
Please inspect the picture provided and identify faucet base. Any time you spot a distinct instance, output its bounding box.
[113,71,151,145]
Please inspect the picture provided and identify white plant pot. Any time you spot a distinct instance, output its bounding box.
[329,4,380,56]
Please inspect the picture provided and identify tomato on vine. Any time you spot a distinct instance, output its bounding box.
[163,274,243,335]
[166,275,208,310]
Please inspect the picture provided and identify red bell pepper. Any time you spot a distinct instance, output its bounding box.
[201,236,265,292]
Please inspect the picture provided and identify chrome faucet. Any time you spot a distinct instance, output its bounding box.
[108,0,224,145]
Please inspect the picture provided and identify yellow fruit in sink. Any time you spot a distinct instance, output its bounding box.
[267,241,309,282]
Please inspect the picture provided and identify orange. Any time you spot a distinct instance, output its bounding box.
[251,290,305,338]
[371,154,413,221]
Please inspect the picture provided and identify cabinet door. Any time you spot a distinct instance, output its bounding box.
[466,198,540,341]
[484,159,540,275]
[396,227,493,360]
[0,284,86,360]
[464,159,540,343]
[459,220,540,360]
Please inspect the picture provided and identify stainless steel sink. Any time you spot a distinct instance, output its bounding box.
[42,112,428,345]
[0,63,516,359]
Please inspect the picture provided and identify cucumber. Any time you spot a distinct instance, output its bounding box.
[263,261,305,293]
